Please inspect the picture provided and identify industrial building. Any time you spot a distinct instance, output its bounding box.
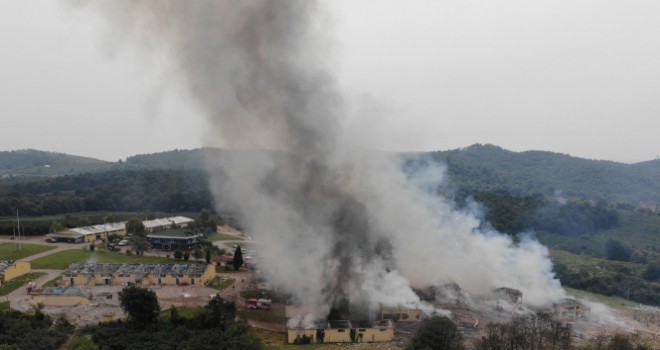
[285,304,421,344]
[45,216,195,243]
[61,263,215,287]
[287,319,394,344]
[146,230,204,251]
[0,260,31,286]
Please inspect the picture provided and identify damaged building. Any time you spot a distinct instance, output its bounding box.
[287,319,394,344]
[494,287,523,305]
[554,298,590,323]
[380,306,422,322]
[61,263,214,287]
[286,304,421,344]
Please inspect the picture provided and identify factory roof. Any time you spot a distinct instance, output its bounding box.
[71,222,125,235]
[63,263,209,277]
[143,216,195,230]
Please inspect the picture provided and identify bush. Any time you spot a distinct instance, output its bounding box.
[411,316,464,350]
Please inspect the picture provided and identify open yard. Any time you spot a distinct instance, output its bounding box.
[31,250,182,269]
[206,232,244,242]
[238,303,286,324]
[208,276,235,291]
[0,272,46,296]
[0,243,55,261]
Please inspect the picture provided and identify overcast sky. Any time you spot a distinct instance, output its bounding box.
[1,1,659,163]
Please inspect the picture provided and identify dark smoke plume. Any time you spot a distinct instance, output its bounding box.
[82,0,564,323]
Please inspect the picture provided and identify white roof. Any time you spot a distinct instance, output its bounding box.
[70,216,194,236]
[143,216,194,229]
[71,222,126,236]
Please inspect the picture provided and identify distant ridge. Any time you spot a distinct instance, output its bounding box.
[4,145,660,205]
[0,149,114,178]
[424,144,660,205]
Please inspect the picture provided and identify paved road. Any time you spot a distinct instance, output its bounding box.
[6,269,63,311]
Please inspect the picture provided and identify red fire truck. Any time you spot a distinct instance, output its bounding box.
[246,298,271,310]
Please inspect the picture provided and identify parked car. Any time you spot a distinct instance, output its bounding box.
[117,239,129,246]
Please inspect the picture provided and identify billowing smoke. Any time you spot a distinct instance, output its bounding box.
[82,1,564,320]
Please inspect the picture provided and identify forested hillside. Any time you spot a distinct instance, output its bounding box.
[0,149,115,177]
[420,144,660,206]
[0,169,213,217]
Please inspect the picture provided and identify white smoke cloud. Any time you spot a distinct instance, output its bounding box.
[81,0,565,320]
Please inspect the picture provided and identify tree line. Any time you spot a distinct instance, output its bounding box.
[410,314,653,350]
[0,169,214,217]
[455,190,620,236]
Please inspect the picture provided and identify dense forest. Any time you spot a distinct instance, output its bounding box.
[0,169,213,217]
[414,143,660,206]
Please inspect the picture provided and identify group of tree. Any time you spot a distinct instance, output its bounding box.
[0,307,73,350]
[456,190,620,237]
[418,143,660,206]
[0,169,214,217]
[409,314,653,350]
[553,262,660,306]
[77,286,262,350]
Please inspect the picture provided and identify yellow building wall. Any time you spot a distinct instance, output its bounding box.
[2,261,31,282]
[287,327,393,344]
[200,264,215,285]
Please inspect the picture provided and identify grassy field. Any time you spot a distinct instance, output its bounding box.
[31,250,181,269]
[160,305,205,321]
[549,249,642,275]
[206,232,243,242]
[42,276,62,288]
[0,301,9,311]
[564,287,638,310]
[238,303,286,324]
[208,276,235,291]
[0,243,55,261]
[0,272,46,296]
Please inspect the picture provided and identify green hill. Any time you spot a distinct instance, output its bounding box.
[0,149,115,178]
[420,144,660,206]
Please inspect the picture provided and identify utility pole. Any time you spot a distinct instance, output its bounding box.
[16,209,21,251]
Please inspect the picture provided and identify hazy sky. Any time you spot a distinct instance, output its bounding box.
[1,1,659,163]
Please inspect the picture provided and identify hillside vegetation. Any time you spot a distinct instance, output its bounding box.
[0,149,115,178]
[419,144,660,206]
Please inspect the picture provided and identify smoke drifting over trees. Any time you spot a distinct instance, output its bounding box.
[83,1,564,319]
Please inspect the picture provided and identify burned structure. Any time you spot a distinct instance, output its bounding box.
[494,287,523,306]
[287,319,394,344]
[554,298,589,323]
